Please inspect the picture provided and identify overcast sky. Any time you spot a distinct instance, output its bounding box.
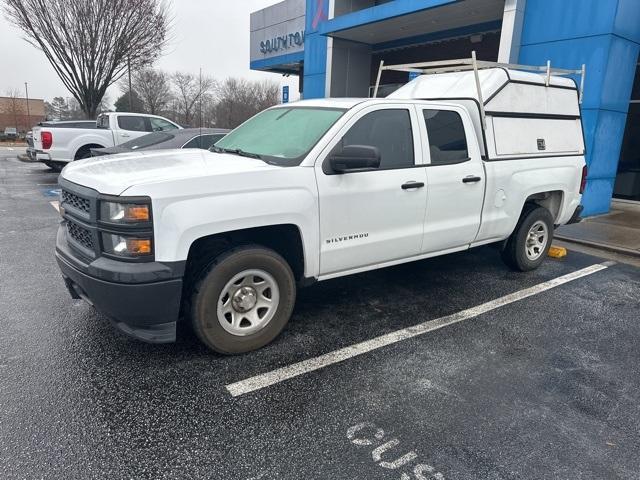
[0,0,299,106]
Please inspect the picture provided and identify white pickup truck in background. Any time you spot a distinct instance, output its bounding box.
[55,58,588,355]
[33,112,182,171]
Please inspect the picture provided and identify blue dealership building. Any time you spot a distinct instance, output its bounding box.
[250,0,640,215]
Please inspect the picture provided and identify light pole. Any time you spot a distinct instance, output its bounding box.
[24,82,31,131]
[128,56,133,111]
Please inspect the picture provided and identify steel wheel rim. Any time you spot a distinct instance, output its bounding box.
[217,269,280,336]
[525,220,548,261]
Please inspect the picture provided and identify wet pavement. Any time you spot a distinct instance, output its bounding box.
[2,155,640,479]
[557,201,640,256]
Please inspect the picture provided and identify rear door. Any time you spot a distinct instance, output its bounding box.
[114,115,151,144]
[315,104,427,276]
[417,106,485,253]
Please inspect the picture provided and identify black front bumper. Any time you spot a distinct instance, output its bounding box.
[56,225,184,343]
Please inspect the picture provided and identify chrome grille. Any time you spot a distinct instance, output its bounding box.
[67,221,93,251]
[61,189,90,214]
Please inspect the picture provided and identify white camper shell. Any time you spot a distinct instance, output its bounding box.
[380,57,586,162]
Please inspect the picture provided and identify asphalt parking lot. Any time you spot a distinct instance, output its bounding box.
[1,149,640,480]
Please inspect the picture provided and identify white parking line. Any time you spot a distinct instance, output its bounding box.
[50,201,59,212]
[226,262,613,397]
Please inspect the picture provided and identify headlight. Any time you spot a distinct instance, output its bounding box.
[100,201,150,223]
[102,233,152,257]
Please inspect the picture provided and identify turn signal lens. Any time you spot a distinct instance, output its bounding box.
[579,165,588,194]
[102,233,152,257]
[100,201,150,223]
[123,238,152,254]
[123,205,150,221]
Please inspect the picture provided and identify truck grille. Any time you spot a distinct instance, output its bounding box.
[67,220,94,251]
[62,189,90,214]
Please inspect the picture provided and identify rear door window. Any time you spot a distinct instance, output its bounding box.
[423,109,469,165]
[97,115,110,129]
[118,116,149,132]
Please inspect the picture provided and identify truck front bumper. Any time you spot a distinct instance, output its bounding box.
[56,226,184,343]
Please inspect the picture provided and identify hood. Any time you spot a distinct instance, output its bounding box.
[61,149,275,195]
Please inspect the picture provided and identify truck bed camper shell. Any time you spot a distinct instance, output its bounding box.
[380,53,586,161]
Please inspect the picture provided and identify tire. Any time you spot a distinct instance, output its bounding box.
[189,245,296,354]
[43,161,63,173]
[501,204,554,272]
[74,148,92,160]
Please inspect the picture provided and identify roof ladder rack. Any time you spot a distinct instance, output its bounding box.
[372,51,586,131]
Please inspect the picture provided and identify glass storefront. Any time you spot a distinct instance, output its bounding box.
[614,63,640,201]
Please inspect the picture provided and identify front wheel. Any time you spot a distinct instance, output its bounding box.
[189,245,296,354]
[501,205,554,271]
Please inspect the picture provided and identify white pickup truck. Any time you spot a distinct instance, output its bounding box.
[33,112,181,171]
[55,60,587,354]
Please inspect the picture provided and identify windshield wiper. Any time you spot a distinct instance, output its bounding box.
[211,145,261,159]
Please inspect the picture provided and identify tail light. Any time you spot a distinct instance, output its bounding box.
[579,165,588,194]
[41,131,53,150]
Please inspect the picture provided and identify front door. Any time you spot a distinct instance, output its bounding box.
[417,107,485,253]
[316,105,427,276]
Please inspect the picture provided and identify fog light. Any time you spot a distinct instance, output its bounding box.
[102,233,152,257]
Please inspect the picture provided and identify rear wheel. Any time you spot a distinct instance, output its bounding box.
[189,245,296,354]
[501,205,554,271]
[74,147,92,160]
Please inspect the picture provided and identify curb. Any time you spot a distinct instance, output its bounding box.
[555,234,640,259]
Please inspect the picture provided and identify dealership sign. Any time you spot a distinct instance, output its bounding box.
[259,30,305,54]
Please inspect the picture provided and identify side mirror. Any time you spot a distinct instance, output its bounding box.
[329,145,381,173]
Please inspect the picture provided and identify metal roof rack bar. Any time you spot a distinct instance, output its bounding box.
[372,51,587,114]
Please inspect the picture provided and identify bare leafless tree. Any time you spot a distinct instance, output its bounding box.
[171,72,215,126]
[3,0,171,119]
[133,68,172,115]
[214,79,280,129]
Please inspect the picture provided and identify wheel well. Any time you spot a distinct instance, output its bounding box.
[524,191,564,222]
[185,224,305,283]
[75,144,104,159]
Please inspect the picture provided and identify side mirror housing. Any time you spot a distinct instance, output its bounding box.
[329,145,381,173]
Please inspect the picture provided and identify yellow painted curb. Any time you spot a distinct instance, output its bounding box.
[548,245,567,258]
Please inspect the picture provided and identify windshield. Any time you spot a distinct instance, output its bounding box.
[214,107,345,166]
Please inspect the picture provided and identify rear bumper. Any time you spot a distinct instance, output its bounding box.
[567,205,584,224]
[56,225,184,343]
[35,150,69,164]
[23,147,39,162]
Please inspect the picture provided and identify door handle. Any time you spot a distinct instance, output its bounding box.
[401,181,425,190]
[462,175,482,184]
[121,133,130,138]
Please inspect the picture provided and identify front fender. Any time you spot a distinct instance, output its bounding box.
[136,169,321,278]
